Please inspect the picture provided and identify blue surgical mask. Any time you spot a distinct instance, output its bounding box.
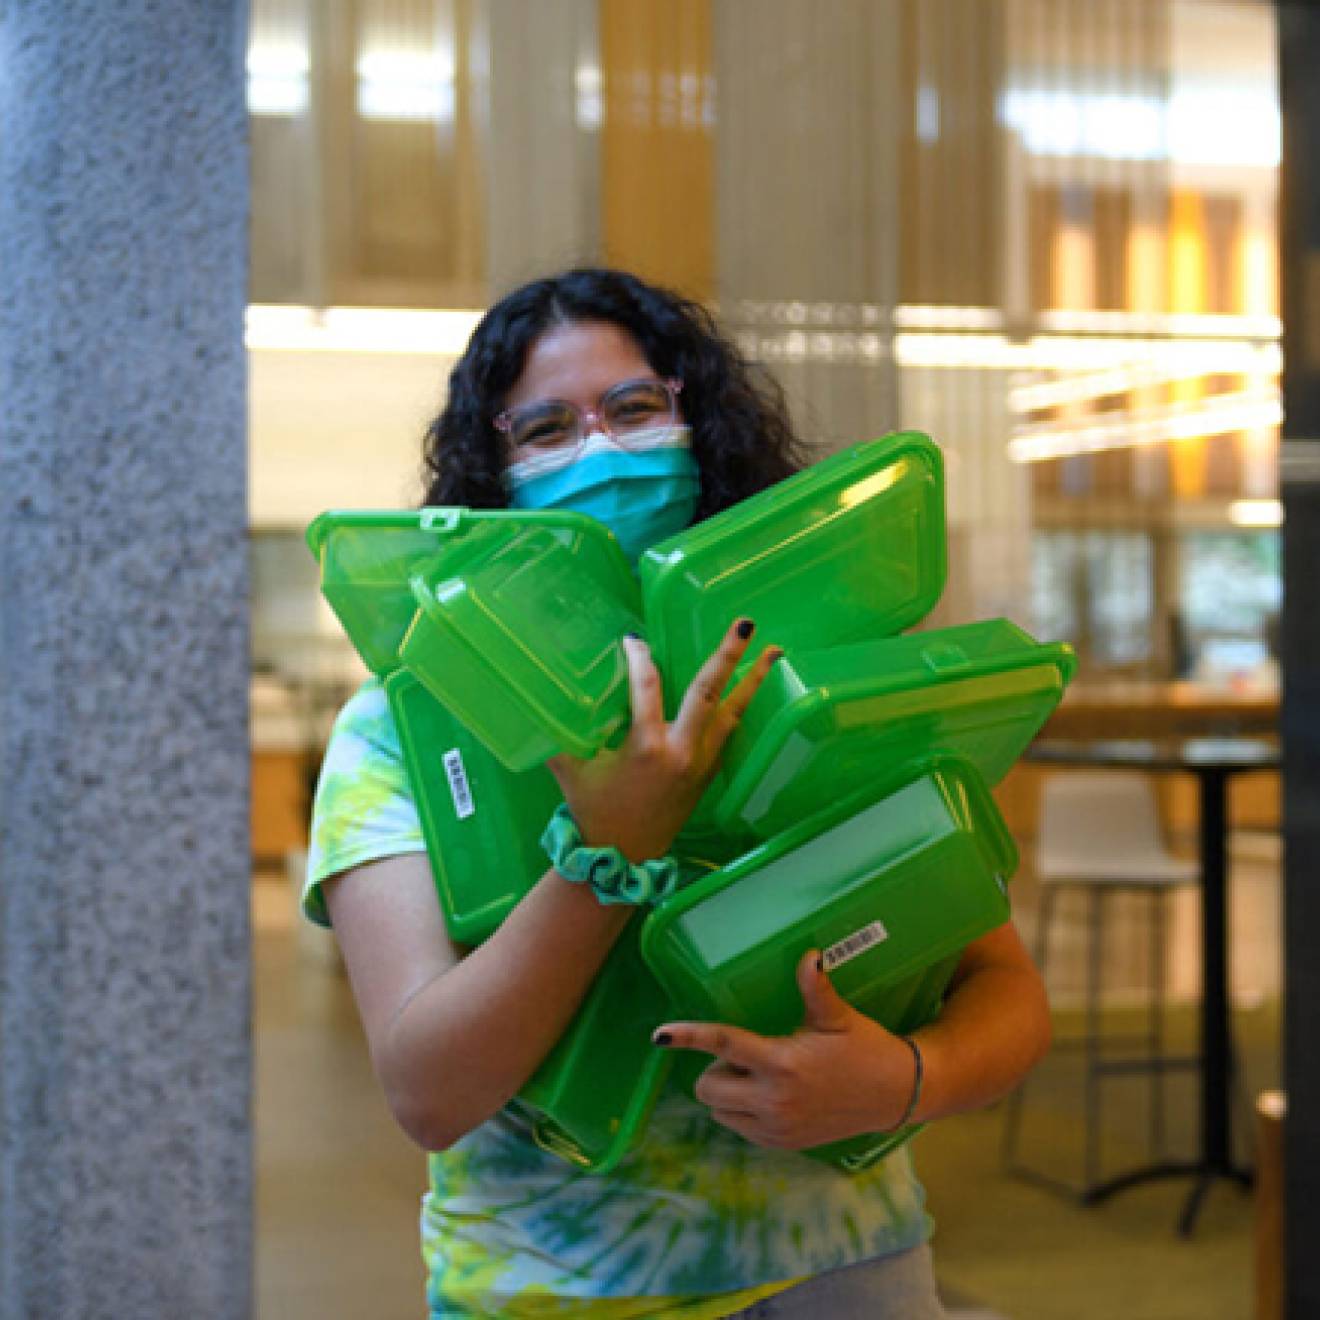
[505,425,700,564]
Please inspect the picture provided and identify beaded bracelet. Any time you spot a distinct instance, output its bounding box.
[886,1035,925,1131]
[541,803,682,907]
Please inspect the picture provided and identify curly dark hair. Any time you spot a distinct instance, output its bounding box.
[420,267,807,520]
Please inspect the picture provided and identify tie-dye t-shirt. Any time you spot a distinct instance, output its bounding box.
[305,678,934,1319]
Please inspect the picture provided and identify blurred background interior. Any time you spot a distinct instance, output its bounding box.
[247,2,1285,1317]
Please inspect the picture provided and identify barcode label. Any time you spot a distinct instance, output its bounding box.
[442,749,475,820]
[822,920,889,972]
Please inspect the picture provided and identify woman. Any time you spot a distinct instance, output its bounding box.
[306,267,1051,1318]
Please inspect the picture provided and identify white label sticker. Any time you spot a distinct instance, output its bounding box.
[442,749,475,820]
[822,920,889,972]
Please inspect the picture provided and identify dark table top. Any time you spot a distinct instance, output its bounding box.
[1026,735,1281,774]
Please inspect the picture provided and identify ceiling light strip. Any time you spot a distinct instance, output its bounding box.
[1007,393,1283,463]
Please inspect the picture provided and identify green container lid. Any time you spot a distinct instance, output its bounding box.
[639,432,947,714]
[642,756,1016,1170]
[305,508,456,676]
[306,507,631,682]
[511,918,676,1175]
[399,511,642,772]
[715,619,1077,839]
[384,670,562,946]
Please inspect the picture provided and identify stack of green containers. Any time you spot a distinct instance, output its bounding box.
[307,430,1075,1174]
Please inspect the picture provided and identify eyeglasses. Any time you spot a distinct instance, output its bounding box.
[494,376,683,457]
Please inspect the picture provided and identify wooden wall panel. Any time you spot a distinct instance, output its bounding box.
[898,0,1004,308]
[1168,189,1208,498]
[252,751,312,866]
[599,0,714,300]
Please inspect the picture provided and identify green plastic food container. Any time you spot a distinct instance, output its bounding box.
[512,918,676,1175]
[639,432,947,715]
[386,671,726,949]
[399,510,642,771]
[715,619,1077,839]
[642,755,1017,1171]
[385,670,562,946]
[305,508,462,676]
[306,506,634,686]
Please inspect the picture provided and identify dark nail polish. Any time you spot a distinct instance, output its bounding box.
[652,1030,672,1047]
[815,955,824,974]
[624,631,642,641]
[736,618,755,640]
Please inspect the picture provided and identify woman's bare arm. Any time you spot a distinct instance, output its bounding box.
[908,919,1052,1122]
[323,620,783,1151]
[324,853,631,1151]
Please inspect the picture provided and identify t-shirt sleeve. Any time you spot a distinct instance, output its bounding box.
[302,676,427,927]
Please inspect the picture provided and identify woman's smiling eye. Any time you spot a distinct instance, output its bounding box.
[602,380,673,430]
[612,398,660,422]
[511,403,578,449]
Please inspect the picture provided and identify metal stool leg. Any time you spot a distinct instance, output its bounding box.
[1150,887,1168,1160]
[1001,882,1058,1171]
[1083,884,1105,1193]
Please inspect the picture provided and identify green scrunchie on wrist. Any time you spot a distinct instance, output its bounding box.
[541,803,681,906]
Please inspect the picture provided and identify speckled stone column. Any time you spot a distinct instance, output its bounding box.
[0,5,251,1318]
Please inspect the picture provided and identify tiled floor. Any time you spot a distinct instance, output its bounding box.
[254,830,1281,1319]
[254,877,426,1318]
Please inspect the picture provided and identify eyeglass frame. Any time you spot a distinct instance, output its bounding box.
[492,375,684,454]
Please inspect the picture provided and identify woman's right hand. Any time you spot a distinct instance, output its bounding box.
[327,619,779,1150]
[547,619,782,863]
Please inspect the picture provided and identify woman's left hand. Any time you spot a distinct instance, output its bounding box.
[653,951,922,1150]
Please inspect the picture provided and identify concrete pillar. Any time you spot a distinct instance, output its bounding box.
[0,4,252,1317]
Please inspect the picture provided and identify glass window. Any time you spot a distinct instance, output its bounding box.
[1033,530,1154,671]
[1178,530,1281,683]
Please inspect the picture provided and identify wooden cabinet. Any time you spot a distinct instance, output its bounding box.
[252,749,315,868]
